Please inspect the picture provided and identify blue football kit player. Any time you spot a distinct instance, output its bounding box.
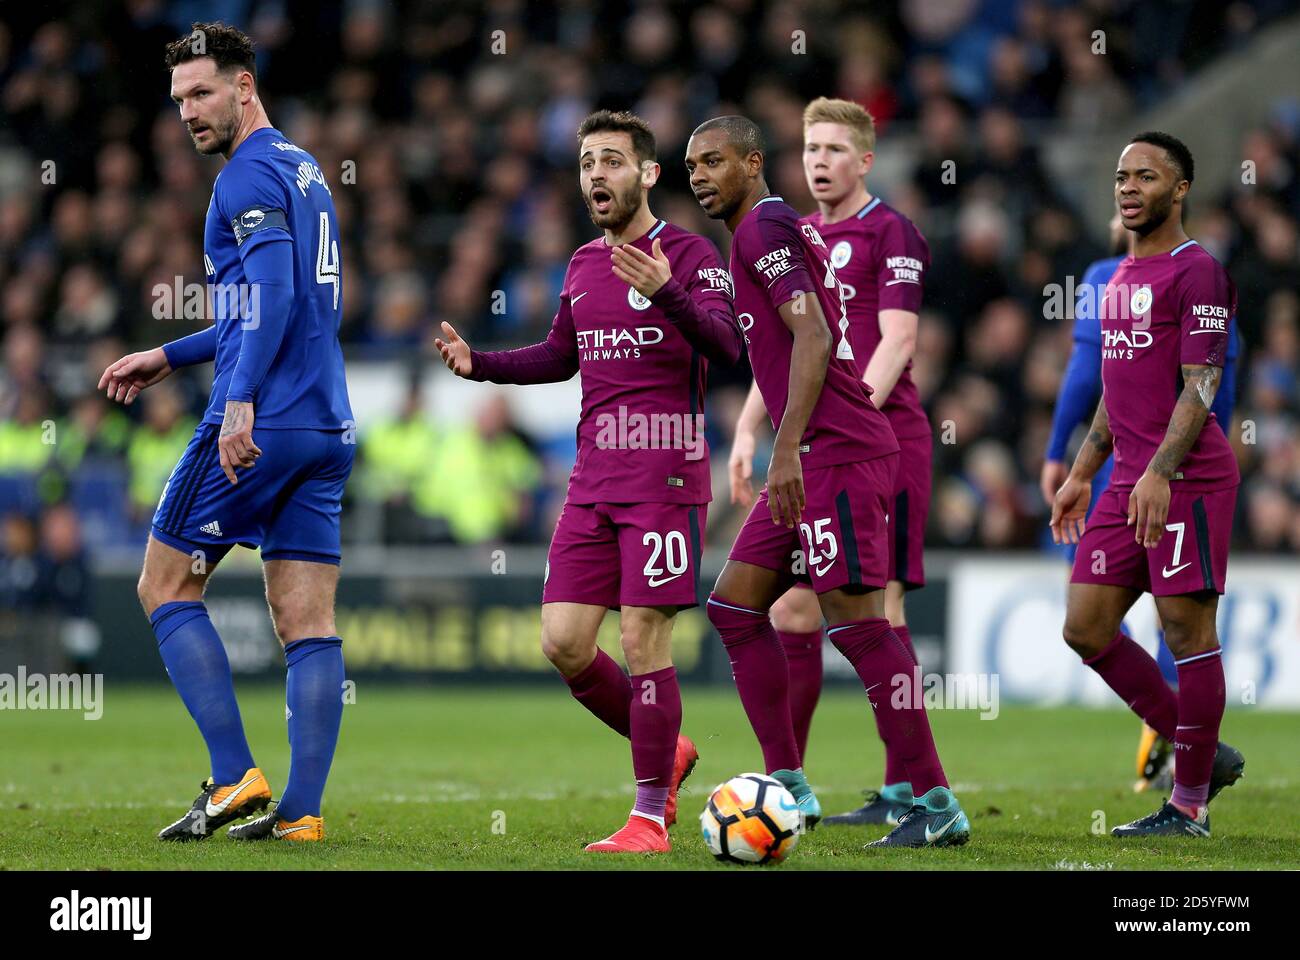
[99,25,352,842]
[1042,216,1238,793]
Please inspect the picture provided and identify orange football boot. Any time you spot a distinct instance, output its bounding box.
[584,814,671,853]
[664,733,699,828]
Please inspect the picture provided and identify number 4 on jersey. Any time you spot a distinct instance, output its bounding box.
[316,211,340,310]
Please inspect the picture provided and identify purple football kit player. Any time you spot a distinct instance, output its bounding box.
[688,114,969,849]
[1052,132,1245,838]
[730,97,935,827]
[436,111,741,854]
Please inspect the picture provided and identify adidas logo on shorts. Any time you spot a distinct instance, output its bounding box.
[199,520,223,536]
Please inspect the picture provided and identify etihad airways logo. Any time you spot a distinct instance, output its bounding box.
[577,326,664,360]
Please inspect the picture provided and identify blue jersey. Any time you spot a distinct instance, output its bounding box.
[203,127,352,430]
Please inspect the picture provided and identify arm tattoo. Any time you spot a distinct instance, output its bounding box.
[1069,396,1113,479]
[221,400,251,436]
[1148,364,1220,479]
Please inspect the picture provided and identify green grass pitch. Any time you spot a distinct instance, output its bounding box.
[2,685,1295,870]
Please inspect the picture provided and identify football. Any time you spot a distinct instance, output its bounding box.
[700,773,804,864]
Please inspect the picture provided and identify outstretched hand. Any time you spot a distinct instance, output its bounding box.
[98,347,172,405]
[434,321,473,377]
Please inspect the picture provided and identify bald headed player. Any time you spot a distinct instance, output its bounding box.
[1052,132,1245,837]
[688,115,969,848]
[729,97,933,827]
[436,110,741,853]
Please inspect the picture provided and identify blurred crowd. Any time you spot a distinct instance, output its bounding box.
[1,0,1298,580]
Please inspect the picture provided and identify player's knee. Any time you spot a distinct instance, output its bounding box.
[137,566,195,615]
[540,627,592,673]
[1062,616,1107,659]
[1158,618,1213,659]
[770,590,821,633]
[266,595,332,646]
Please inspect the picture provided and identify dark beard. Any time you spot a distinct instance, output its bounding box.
[192,107,237,156]
[586,180,642,231]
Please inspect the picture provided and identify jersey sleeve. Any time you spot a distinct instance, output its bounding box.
[750,212,818,309]
[1178,260,1235,369]
[650,235,742,365]
[215,157,293,260]
[875,216,928,313]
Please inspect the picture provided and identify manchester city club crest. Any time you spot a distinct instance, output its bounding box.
[831,240,853,268]
[1129,285,1152,317]
[628,286,652,311]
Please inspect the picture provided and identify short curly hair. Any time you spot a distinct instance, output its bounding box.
[164,22,256,80]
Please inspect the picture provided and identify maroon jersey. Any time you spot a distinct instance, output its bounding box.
[1099,240,1239,491]
[471,219,736,505]
[730,196,898,468]
[805,197,931,440]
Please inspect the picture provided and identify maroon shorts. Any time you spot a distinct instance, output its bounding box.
[1070,485,1237,595]
[542,499,707,609]
[889,432,931,589]
[729,455,897,594]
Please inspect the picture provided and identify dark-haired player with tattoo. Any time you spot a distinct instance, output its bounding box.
[100,23,355,842]
[1051,132,1245,837]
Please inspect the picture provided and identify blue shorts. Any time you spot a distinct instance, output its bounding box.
[151,423,354,565]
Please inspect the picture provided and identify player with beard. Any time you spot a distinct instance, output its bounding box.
[436,110,741,853]
[1043,212,1240,796]
[728,98,934,827]
[99,22,354,842]
[1051,132,1245,837]
[688,115,970,848]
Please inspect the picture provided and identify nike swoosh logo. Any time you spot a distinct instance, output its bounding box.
[647,574,681,587]
[924,813,962,843]
[1162,562,1192,578]
[273,823,313,838]
[813,559,836,577]
[205,774,261,817]
[571,291,589,305]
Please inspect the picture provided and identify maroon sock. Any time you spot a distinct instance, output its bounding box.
[1082,632,1178,740]
[563,648,632,738]
[629,666,682,801]
[893,624,918,664]
[1171,648,1225,811]
[879,624,919,785]
[778,629,823,762]
[707,595,802,773]
[827,617,948,794]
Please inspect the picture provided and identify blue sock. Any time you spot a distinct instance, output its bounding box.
[1156,629,1179,687]
[151,601,256,785]
[277,637,345,822]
